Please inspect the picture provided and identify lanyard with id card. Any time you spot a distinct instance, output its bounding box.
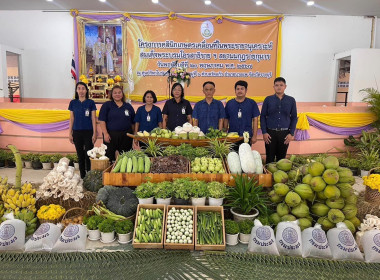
[147,113,151,122]
[182,106,186,115]
[238,109,242,119]
[125,110,129,117]
[85,109,90,117]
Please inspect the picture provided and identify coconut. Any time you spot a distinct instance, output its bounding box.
[267,163,278,173]
[294,184,315,201]
[291,203,310,218]
[298,218,312,231]
[316,191,327,200]
[323,156,339,169]
[337,167,353,178]
[178,131,188,140]
[311,203,330,217]
[327,209,345,224]
[269,190,283,203]
[337,183,353,198]
[345,194,358,205]
[284,191,301,207]
[281,214,297,222]
[274,183,290,196]
[323,185,341,199]
[273,170,289,184]
[308,162,325,176]
[277,203,290,217]
[299,164,309,175]
[318,217,335,231]
[288,170,300,181]
[325,197,345,209]
[343,220,356,234]
[342,204,358,219]
[302,174,313,185]
[348,216,361,229]
[269,213,281,225]
[322,169,339,185]
[276,159,292,172]
[310,176,326,192]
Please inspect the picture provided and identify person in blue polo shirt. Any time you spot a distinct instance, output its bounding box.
[134,90,163,133]
[260,77,297,163]
[192,81,225,133]
[99,85,135,162]
[68,82,97,178]
[224,80,260,149]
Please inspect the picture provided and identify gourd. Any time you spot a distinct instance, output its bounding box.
[251,150,263,174]
[238,143,256,173]
[251,150,261,160]
[227,152,242,174]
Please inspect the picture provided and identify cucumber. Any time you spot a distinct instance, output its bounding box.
[120,156,128,173]
[111,157,123,173]
[144,156,151,173]
[126,158,133,173]
[132,156,138,173]
[138,157,144,173]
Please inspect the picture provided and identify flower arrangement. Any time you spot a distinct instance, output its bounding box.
[363,174,380,191]
[114,75,122,82]
[37,204,66,221]
[107,78,115,86]
[170,66,191,87]
[79,74,87,81]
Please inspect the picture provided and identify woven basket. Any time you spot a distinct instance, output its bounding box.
[90,158,110,171]
[364,167,380,204]
[60,207,88,227]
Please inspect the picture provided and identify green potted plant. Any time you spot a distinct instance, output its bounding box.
[225,219,239,246]
[207,182,228,206]
[359,147,380,176]
[51,153,63,168]
[87,215,104,241]
[225,175,269,222]
[153,181,173,206]
[361,88,380,130]
[21,153,34,169]
[172,178,192,205]
[133,182,155,204]
[31,153,42,170]
[0,149,7,168]
[238,219,254,244]
[98,218,115,243]
[39,154,52,170]
[5,151,15,168]
[189,180,208,206]
[115,219,134,243]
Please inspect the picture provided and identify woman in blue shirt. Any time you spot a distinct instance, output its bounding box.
[99,86,135,162]
[68,82,97,178]
[134,90,163,133]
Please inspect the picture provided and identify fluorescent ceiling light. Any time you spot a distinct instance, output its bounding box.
[46,0,53,2]
[99,0,106,2]
[205,0,212,5]
[152,0,159,3]
[307,1,315,6]
[256,1,263,5]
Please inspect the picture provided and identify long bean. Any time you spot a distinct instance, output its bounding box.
[197,212,223,245]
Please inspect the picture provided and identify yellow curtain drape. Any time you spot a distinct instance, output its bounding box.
[128,95,267,103]
[305,113,377,128]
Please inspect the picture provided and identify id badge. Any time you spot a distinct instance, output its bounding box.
[182,107,186,115]
[85,109,90,117]
[125,110,129,116]
[238,110,242,119]
[147,114,151,122]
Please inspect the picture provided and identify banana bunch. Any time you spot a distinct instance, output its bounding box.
[2,183,37,215]
[0,203,4,218]
[15,208,38,235]
[0,176,9,196]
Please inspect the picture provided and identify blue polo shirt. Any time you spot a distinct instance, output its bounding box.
[135,105,163,132]
[225,98,260,137]
[98,101,135,131]
[192,99,225,133]
[68,99,96,131]
[260,94,297,135]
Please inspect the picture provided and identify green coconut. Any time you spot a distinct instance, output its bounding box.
[277,203,290,217]
[294,184,315,201]
[325,197,345,209]
[269,213,281,225]
[308,162,325,177]
[322,156,340,169]
[285,191,302,207]
[291,203,310,218]
[342,204,358,220]
[311,203,330,217]
[273,170,289,184]
[328,209,345,224]
[298,218,313,231]
[302,174,313,185]
[268,190,283,203]
[276,159,293,172]
[324,185,341,199]
[281,214,297,222]
[322,169,340,185]
[274,183,290,196]
[310,176,327,192]
[318,217,335,231]
[343,220,356,234]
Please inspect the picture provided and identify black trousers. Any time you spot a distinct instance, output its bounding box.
[264,129,290,164]
[72,130,94,179]
[104,130,133,162]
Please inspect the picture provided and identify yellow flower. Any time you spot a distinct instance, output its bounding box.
[79,74,86,81]
[82,78,89,84]
[115,75,122,82]
[173,78,177,82]
[107,78,115,85]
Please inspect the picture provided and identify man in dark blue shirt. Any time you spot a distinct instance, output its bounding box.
[260,77,297,163]
[224,80,260,149]
[192,81,225,133]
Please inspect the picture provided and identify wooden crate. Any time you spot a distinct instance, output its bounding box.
[195,206,226,251]
[164,205,195,250]
[90,158,110,171]
[132,204,166,249]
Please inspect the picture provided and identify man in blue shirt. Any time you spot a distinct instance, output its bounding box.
[224,80,260,149]
[192,81,225,134]
[260,77,297,163]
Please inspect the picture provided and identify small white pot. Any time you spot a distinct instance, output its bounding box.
[117,232,132,243]
[226,233,239,246]
[74,162,79,170]
[208,197,223,206]
[42,162,52,170]
[361,170,370,177]
[230,207,259,223]
[101,231,115,242]
[88,229,100,240]
[191,197,206,206]
[156,197,171,206]
[24,161,32,169]
[138,197,154,204]
[239,233,251,244]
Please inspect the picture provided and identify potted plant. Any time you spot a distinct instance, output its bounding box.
[5,151,15,168]
[207,182,228,206]
[172,178,192,205]
[189,180,208,206]
[359,147,380,177]
[225,219,239,246]
[238,219,254,244]
[98,218,115,243]
[153,181,173,205]
[21,153,33,169]
[51,153,63,168]
[115,219,134,243]
[225,175,269,222]
[133,182,155,204]
[86,215,104,240]
[39,154,52,170]
[31,153,42,170]
[0,149,7,168]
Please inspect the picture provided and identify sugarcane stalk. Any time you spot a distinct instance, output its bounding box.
[7,145,22,189]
